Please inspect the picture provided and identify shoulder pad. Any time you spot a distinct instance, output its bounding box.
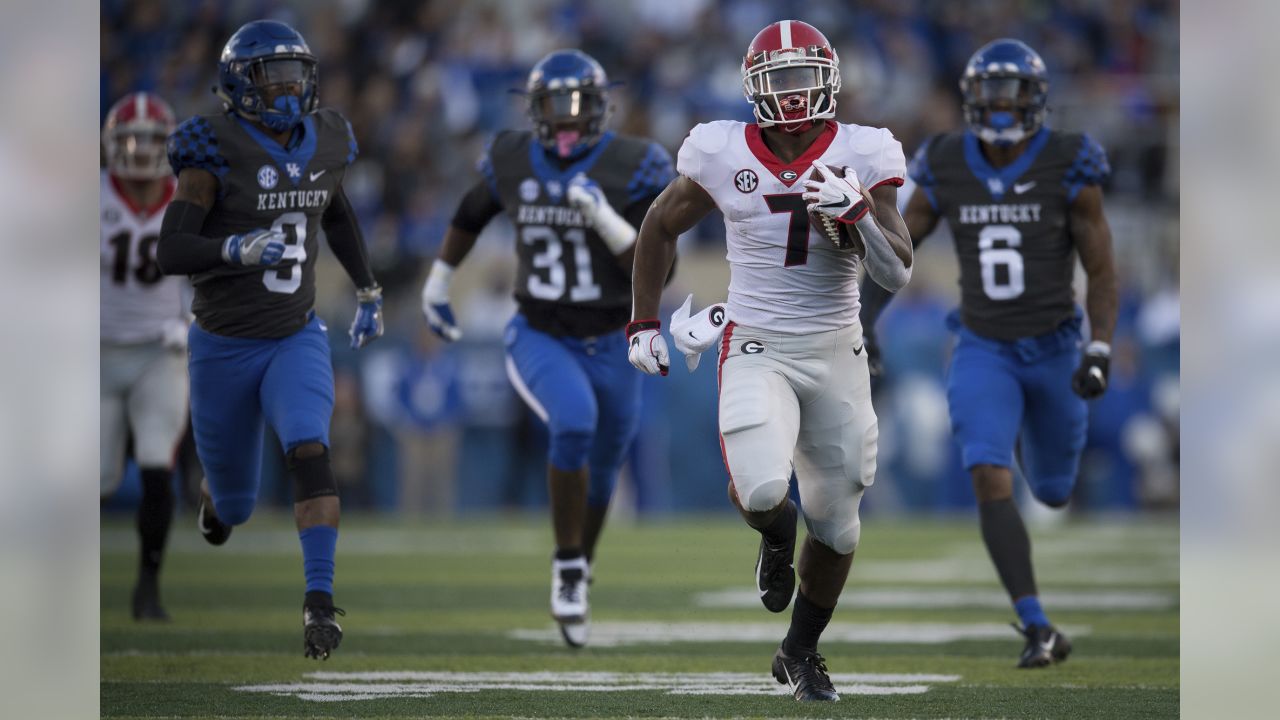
[625,140,675,205]
[677,121,739,185]
[1063,132,1110,200]
[167,116,230,178]
[314,108,359,166]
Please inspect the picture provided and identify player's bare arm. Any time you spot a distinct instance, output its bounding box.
[1069,184,1118,345]
[322,187,383,349]
[630,176,716,321]
[901,184,941,246]
[421,180,502,341]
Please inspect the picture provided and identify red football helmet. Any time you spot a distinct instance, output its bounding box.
[102,92,177,180]
[741,20,841,133]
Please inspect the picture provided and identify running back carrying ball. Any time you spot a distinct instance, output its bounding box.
[805,163,870,257]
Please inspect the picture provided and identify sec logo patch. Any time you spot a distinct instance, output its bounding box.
[257,165,279,190]
[734,169,759,194]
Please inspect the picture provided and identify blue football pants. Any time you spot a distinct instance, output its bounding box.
[945,312,1088,506]
[503,313,641,508]
[188,314,335,525]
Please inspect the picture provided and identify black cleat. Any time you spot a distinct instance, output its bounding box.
[772,645,839,701]
[196,493,232,546]
[755,501,797,613]
[131,573,170,622]
[1014,623,1072,668]
[303,602,346,660]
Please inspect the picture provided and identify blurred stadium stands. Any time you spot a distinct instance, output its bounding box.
[101,0,1179,516]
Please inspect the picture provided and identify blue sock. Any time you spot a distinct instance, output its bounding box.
[299,526,338,596]
[1014,595,1050,629]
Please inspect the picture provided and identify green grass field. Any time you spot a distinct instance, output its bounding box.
[101,512,1178,719]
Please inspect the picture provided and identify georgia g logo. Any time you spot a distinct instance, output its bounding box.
[734,169,759,194]
[709,306,725,327]
[741,340,765,354]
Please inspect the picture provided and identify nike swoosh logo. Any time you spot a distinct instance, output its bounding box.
[818,194,849,209]
[1013,181,1036,194]
[1039,637,1056,652]
[852,343,864,356]
[688,331,697,339]
[309,170,326,181]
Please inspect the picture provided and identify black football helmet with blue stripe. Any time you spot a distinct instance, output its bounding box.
[216,20,318,133]
[960,39,1049,147]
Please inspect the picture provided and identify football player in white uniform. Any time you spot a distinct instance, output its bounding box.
[101,92,189,621]
[628,20,912,701]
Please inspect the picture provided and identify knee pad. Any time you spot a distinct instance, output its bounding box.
[1031,477,1073,509]
[809,515,861,556]
[549,427,593,471]
[289,445,338,502]
[214,495,256,526]
[739,477,790,513]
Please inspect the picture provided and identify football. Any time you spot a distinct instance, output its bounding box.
[807,164,868,257]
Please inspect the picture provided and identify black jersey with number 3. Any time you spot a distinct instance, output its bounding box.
[480,130,674,337]
[167,108,359,338]
[909,128,1109,341]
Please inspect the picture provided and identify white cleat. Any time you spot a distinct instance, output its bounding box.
[551,556,590,648]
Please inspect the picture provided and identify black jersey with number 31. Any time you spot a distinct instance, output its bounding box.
[167,108,359,339]
[909,128,1109,341]
[481,130,673,336]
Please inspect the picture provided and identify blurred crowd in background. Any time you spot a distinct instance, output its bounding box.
[101,0,1179,516]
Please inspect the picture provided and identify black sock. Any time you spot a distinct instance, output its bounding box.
[305,590,333,608]
[137,468,175,578]
[554,547,583,561]
[783,591,834,656]
[978,498,1038,599]
[757,498,797,546]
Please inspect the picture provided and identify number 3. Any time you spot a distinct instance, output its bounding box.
[978,224,1024,300]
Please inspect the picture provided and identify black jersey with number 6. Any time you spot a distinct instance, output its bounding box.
[909,128,1109,341]
[481,130,674,337]
[167,108,358,339]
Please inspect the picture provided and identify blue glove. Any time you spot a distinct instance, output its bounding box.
[222,228,287,266]
[349,285,384,350]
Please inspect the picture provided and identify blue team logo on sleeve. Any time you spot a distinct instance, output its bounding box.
[626,141,676,205]
[167,116,231,178]
[344,118,359,165]
[1063,133,1110,201]
[907,139,939,209]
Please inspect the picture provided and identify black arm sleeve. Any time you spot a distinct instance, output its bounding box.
[157,200,224,275]
[450,180,504,234]
[858,231,928,335]
[323,187,377,289]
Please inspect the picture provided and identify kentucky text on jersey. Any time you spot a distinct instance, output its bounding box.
[957,203,1042,224]
[257,189,331,211]
[516,204,589,227]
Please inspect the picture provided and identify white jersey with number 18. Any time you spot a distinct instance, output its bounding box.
[676,120,905,334]
[100,170,185,344]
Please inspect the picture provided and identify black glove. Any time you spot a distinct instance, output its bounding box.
[1071,342,1111,399]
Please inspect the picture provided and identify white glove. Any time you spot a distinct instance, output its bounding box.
[669,294,729,372]
[421,260,462,341]
[802,160,869,224]
[626,320,670,376]
[567,174,637,255]
[160,317,189,353]
[222,228,287,266]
